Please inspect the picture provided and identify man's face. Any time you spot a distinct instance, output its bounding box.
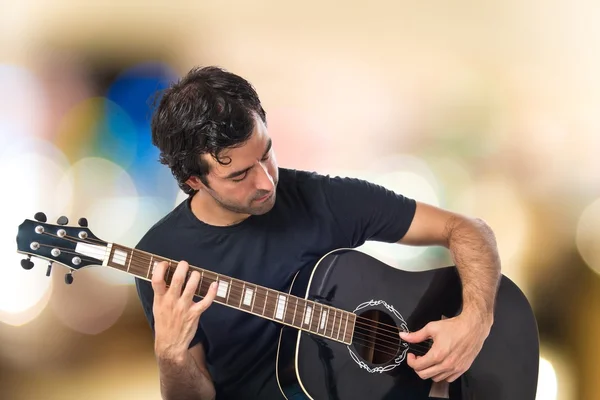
[199,116,279,216]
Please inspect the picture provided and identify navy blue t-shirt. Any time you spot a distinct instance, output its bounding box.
[135,167,416,399]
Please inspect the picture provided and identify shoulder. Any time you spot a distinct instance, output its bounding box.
[135,198,188,251]
[277,167,350,193]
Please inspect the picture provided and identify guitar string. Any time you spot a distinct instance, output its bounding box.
[32,242,432,355]
[70,234,436,338]
[31,232,434,352]
[51,232,432,339]
[32,237,434,353]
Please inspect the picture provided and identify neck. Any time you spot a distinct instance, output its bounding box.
[189,191,250,227]
[84,241,355,345]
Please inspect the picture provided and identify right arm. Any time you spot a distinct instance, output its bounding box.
[157,343,215,400]
[151,260,218,400]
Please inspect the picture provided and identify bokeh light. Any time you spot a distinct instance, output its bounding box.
[453,175,531,286]
[54,97,138,167]
[0,139,72,326]
[576,197,600,276]
[104,61,180,200]
[0,64,48,143]
[50,268,129,335]
[57,157,140,285]
[536,345,576,400]
[537,357,558,400]
[354,155,442,271]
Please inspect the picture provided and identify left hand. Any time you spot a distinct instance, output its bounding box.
[399,312,492,383]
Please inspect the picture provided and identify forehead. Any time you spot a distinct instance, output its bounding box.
[205,118,269,176]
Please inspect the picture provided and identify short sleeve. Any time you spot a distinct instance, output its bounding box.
[134,235,207,351]
[320,175,417,248]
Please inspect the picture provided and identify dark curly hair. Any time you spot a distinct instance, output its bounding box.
[150,66,267,194]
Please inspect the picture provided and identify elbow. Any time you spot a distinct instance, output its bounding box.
[448,215,498,247]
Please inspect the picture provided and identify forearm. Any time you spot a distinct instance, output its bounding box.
[157,352,215,400]
[446,216,501,323]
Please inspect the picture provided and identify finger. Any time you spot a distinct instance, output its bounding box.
[169,260,189,295]
[400,322,435,344]
[430,370,453,382]
[406,348,441,371]
[192,281,218,314]
[182,270,201,300]
[412,362,448,380]
[151,261,169,296]
[445,371,463,383]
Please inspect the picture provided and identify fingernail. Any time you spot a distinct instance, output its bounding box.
[399,332,407,337]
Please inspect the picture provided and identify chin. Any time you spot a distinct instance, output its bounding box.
[251,193,276,215]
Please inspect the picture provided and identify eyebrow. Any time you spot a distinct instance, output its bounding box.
[223,138,272,179]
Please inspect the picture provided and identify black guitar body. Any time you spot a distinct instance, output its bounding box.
[276,249,539,400]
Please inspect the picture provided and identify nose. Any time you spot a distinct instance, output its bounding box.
[255,161,274,192]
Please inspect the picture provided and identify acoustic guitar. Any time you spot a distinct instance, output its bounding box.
[16,213,539,400]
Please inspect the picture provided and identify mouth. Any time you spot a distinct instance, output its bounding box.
[255,192,273,203]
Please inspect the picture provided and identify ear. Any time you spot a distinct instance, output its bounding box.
[185,176,207,191]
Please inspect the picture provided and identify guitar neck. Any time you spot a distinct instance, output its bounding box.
[83,241,355,345]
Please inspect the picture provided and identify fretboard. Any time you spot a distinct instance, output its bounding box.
[103,243,355,345]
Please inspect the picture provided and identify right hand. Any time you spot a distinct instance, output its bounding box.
[151,260,218,360]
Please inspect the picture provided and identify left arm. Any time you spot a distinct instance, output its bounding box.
[399,201,501,323]
[397,201,502,382]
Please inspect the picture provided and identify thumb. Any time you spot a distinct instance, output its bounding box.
[400,324,433,343]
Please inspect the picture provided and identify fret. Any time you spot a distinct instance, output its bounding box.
[226,280,232,304]
[264,289,270,316]
[253,287,267,316]
[240,284,255,312]
[165,261,174,284]
[319,306,328,334]
[291,297,298,326]
[227,279,241,306]
[126,251,132,272]
[282,294,289,321]
[306,302,314,329]
[215,275,229,301]
[198,270,216,297]
[239,282,245,308]
[335,310,341,340]
[199,270,204,294]
[147,255,153,278]
[343,313,353,343]
[310,304,321,333]
[326,307,334,337]
[250,285,257,311]
[274,293,287,321]
[326,309,334,338]
[299,299,307,329]
[330,309,337,339]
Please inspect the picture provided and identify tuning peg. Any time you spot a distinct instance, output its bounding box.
[78,218,88,227]
[57,216,69,226]
[34,212,47,222]
[65,272,74,285]
[46,263,53,277]
[21,256,34,270]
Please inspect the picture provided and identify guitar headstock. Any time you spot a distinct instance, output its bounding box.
[16,212,108,284]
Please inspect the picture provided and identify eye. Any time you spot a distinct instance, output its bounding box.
[232,173,248,183]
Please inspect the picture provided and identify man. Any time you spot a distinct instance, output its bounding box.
[134,66,501,400]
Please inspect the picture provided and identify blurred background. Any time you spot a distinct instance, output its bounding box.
[1,1,598,399]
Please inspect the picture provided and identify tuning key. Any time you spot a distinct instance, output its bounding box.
[57,216,69,226]
[65,272,74,285]
[21,256,34,270]
[34,212,47,223]
[78,218,88,227]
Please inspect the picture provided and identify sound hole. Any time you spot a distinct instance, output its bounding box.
[353,309,400,365]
